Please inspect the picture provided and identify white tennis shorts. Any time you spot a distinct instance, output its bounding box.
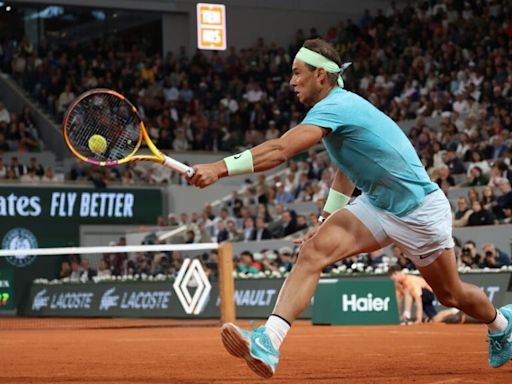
[346,189,454,267]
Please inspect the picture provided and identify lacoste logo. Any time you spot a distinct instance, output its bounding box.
[100,288,119,311]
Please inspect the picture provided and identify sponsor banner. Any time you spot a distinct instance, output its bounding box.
[0,185,162,314]
[24,279,284,318]
[23,273,512,320]
[0,186,161,221]
[313,278,399,325]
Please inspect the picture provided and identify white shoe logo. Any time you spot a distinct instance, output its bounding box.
[254,336,278,362]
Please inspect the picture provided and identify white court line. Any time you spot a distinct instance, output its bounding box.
[425,379,462,384]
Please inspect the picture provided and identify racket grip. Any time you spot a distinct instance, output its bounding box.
[163,155,195,177]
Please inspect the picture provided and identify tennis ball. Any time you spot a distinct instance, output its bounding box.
[88,134,107,155]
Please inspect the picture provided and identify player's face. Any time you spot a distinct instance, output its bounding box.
[290,59,322,106]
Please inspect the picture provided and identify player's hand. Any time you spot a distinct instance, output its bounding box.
[293,222,321,246]
[189,163,223,188]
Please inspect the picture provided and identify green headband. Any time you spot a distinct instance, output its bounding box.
[295,47,351,88]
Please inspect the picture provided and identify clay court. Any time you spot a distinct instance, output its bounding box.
[1,319,511,384]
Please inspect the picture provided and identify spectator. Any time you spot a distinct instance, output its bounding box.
[80,258,97,281]
[481,243,510,269]
[459,241,483,269]
[237,251,261,275]
[466,150,490,176]
[252,216,272,241]
[59,260,71,279]
[481,186,497,211]
[215,220,229,243]
[27,157,44,177]
[185,230,196,244]
[274,182,294,204]
[242,217,255,242]
[467,201,495,226]
[435,165,455,187]
[69,260,82,282]
[56,84,75,117]
[489,160,512,187]
[493,178,512,221]
[453,197,472,228]
[9,156,26,178]
[442,150,466,175]
[465,166,489,187]
[226,219,243,242]
[276,246,295,273]
[276,210,297,238]
[97,259,111,278]
[467,188,480,205]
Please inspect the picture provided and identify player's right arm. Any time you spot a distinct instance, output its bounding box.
[189,124,327,188]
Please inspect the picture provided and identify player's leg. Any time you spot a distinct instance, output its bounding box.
[271,209,384,322]
[222,205,388,378]
[419,249,512,368]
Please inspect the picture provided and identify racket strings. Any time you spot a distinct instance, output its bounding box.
[65,93,141,162]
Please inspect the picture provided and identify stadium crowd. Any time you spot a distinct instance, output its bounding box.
[1,0,512,280]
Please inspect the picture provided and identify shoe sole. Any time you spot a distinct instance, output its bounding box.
[221,323,274,379]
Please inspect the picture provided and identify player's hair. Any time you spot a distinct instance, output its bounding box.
[387,265,403,275]
[302,39,342,86]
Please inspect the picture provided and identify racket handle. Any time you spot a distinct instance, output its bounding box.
[163,155,195,177]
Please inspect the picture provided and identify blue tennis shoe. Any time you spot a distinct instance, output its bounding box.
[488,305,512,368]
[221,323,280,379]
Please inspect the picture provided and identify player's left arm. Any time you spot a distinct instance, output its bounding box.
[410,285,424,324]
[320,170,354,219]
[189,124,327,188]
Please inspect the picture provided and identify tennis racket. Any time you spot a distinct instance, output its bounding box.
[63,88,195,177]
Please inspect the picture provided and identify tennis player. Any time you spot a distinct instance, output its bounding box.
[189,38,512,378]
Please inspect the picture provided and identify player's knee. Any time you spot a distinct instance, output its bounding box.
[296,241,329,272]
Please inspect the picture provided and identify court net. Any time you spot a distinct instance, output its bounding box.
[0,242,235,330]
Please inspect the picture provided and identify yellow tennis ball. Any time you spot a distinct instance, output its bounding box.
[88,134,107,155]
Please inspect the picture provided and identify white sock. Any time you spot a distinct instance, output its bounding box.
[265,314,290,351]
[487,309,508,333]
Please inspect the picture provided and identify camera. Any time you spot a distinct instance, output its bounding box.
[485,251,494,257]
[462,247,471,256]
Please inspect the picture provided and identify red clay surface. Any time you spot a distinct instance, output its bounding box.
[1,319,511,383]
